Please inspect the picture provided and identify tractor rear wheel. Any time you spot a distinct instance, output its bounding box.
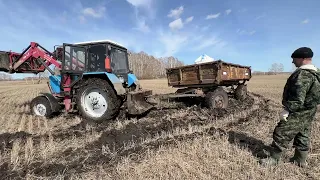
[205,87,229,109]
[76,78,120,122]
[30,96,53,118]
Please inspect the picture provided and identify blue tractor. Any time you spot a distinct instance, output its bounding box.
[0,40,154,122]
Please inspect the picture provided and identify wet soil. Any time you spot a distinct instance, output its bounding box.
[0,93,274,179]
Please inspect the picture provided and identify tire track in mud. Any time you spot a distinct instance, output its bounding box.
[0,92,273,179]
[0,92,254,149]
[0,92,257,149]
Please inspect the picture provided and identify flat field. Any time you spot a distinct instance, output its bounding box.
[0,74,319,180]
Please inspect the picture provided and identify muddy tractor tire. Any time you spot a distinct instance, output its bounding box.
[235,84,248,100]
[205,87,229,109]
[76,78,121,122]
[30,96,53,118]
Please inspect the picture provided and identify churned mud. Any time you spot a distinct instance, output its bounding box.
[0,92,279,179]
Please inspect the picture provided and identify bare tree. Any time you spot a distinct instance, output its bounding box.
[0,72,12,81]
[127,51,184,79]
[269,63,284,74]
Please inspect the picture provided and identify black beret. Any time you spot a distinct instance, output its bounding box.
[291,47,313,58]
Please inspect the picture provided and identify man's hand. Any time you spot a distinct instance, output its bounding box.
[280,109,289,121]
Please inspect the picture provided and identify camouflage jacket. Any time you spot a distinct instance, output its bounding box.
[282,64,320,113]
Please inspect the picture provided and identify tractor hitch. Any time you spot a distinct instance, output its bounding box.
[126,89,155,115]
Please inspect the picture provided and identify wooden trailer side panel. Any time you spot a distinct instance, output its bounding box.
[166,60,251,87]
[167,66,200,86]
[167,63,219,86]
[200,64,218,83]
[181,66,199,85]
[220,63,251,81]
[167,69,180,85]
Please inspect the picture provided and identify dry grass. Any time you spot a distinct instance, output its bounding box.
[0,74,319,180]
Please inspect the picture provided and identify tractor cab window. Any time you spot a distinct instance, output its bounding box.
[87,44,106,72]
[110,48,129,74]
[63,45,86,72]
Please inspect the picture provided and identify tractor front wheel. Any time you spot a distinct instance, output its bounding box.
[76,78,120,122]
[30,96,53,118]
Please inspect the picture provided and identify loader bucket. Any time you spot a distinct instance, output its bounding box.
[0,52,10,72]
[127,89,154,115]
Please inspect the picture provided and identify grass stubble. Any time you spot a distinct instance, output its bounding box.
[0,74,319,179]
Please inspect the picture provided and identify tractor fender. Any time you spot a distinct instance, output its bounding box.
[82,72,126,95]
[105,73,126,95]
[39,93,61,113]
[127,73,140,88]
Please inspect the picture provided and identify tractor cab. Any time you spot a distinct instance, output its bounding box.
[54,40,131,83]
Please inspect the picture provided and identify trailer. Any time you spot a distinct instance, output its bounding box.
[153,60,252,109]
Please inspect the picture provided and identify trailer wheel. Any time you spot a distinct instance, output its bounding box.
[205,87,228,109]
[235,84,247,100]
[30,96,53,118]
[76,78,120,122]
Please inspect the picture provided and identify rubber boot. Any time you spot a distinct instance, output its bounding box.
[289,149,308,168]
[259,150,282,167]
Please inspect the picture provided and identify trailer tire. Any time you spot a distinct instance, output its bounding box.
[76,78,120,122]
[205,87,228,109]
[30,96,53,118]
[235,84,247,101]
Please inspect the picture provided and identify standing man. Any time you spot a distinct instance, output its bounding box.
[260,47,320,167]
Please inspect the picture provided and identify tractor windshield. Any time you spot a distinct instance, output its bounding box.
[110,48,129,74]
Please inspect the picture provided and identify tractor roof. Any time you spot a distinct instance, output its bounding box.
[73,40,126,49]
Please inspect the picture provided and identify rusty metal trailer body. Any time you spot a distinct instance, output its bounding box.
[158,60,252,109]
[166,60,251,87]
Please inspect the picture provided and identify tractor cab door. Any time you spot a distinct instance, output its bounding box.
[87,43,108,72]
[108,45,130,75]
[59,43,87,94]
[61,43,87,74]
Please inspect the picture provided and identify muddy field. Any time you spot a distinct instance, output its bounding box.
[0,75,319,179]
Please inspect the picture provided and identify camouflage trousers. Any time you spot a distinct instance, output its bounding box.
[271,108,317,152]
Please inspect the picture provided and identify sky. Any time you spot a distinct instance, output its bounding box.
[0,0,319,79]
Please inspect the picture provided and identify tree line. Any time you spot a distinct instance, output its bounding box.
[0,73,12,81]
[128,51,184,79]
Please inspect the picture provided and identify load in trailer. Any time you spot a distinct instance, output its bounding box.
[0,40,154,121]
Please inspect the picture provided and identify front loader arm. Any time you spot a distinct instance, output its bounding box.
[0,42,62,74]
[0,41,85,74]
[12,42,62,72]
